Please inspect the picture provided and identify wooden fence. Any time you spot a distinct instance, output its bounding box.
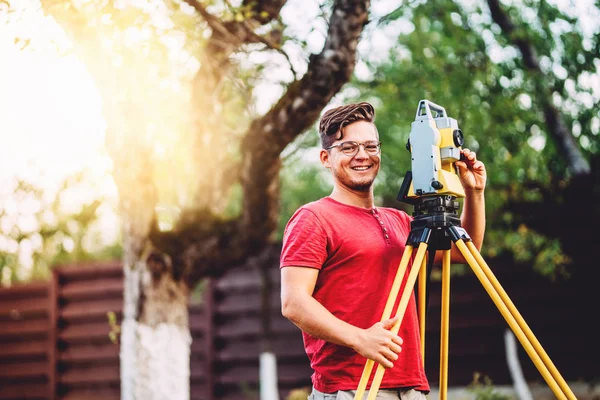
[0,248,597,400]
[0,282,52,399]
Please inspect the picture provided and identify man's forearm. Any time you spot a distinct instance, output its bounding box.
[283,293,363,350]
[445,190,485,263]
[461,190,486,250]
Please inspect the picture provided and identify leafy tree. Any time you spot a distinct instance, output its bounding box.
[39,0,373,397]
[343,0,599,278]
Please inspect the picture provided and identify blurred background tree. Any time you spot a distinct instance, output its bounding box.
[280,0,600,280]
[26,0,374,398]
[0,169,121,285]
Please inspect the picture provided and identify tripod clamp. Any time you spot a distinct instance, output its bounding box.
[400,179,472,250]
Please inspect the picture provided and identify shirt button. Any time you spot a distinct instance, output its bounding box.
[385,234,389,239]
[380,221,384,225]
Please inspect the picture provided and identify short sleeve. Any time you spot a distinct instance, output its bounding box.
[280,208,328,270]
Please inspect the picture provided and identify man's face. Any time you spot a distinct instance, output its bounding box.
[320,120,381,193]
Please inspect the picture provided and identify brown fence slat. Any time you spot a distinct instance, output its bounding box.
[59,365,120,385]
[216,314,299,338]
[0,340,48,359]
[60,279,123,300]
[60,298,124,320]
[0,297,49,318]
[217,335,305,362]
[0,282,48,299]
[0,382,48,400]
[216,364,259,385]
[189,314,208,333]
[216,290,281,314]
[0,361,48,379]
[55,262,121,281]
[59,344,119,363]
[59,386,120,400]
[190,383,210,400]
[0,318,49,338]
[59,322,113,342]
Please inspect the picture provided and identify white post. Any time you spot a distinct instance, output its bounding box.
[259,351,280,400]
[504,329,533,400]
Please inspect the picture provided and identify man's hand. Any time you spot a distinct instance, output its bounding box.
[456,148,486,192]
[353,316,403,369]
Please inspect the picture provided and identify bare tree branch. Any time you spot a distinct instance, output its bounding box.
[240,0,371,247]
[186,0,290,211]
[242,0,287,24]
[487,0,590,177]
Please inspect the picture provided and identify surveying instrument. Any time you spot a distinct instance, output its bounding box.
[353,100,577,400]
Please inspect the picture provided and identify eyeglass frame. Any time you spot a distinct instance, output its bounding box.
[325,140,382,157]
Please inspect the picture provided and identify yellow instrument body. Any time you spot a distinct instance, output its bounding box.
[406,100,465,199]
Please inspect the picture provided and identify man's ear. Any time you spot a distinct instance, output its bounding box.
[320,149,331,168]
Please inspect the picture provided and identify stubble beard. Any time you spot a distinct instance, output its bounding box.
[350,182,373,192]
[333,170,375,193]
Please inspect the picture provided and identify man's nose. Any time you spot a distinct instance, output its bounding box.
[355,144,370,158]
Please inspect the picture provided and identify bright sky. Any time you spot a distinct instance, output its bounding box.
[0,50,110,184]
[0,1,109,182]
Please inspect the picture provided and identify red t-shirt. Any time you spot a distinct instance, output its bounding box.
[280,196,429,393]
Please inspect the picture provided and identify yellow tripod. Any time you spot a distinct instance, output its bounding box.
[353,195,577,400]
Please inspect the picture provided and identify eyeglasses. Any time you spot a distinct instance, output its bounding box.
[325,140,381,157]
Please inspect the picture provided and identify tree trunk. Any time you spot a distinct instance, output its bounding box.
[486,0,590,177]
[121,240,191,400]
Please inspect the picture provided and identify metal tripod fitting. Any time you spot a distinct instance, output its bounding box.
[447,225,471,243]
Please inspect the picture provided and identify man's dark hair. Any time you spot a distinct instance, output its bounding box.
[318,102,376,149]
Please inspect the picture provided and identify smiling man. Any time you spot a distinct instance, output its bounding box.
[280,102,486,400]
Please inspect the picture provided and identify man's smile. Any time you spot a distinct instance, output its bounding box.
[351,165,373,171]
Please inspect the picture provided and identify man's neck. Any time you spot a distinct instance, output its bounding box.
[329,185,375,209]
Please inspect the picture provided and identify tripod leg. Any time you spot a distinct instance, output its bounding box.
[464,241,577,400]
[354,245,415,400]
[454,239,573,400]
[439,249,451,400]
[418,255,427,364]
[365,242,430,400]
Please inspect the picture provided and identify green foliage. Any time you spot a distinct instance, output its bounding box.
[339,0,600,276]
[189,278,208,305]
[107,310,121,344]
[275,0,600,277]
[286,387,311,400]
[468,373,511,400]
[0,169,122,285]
